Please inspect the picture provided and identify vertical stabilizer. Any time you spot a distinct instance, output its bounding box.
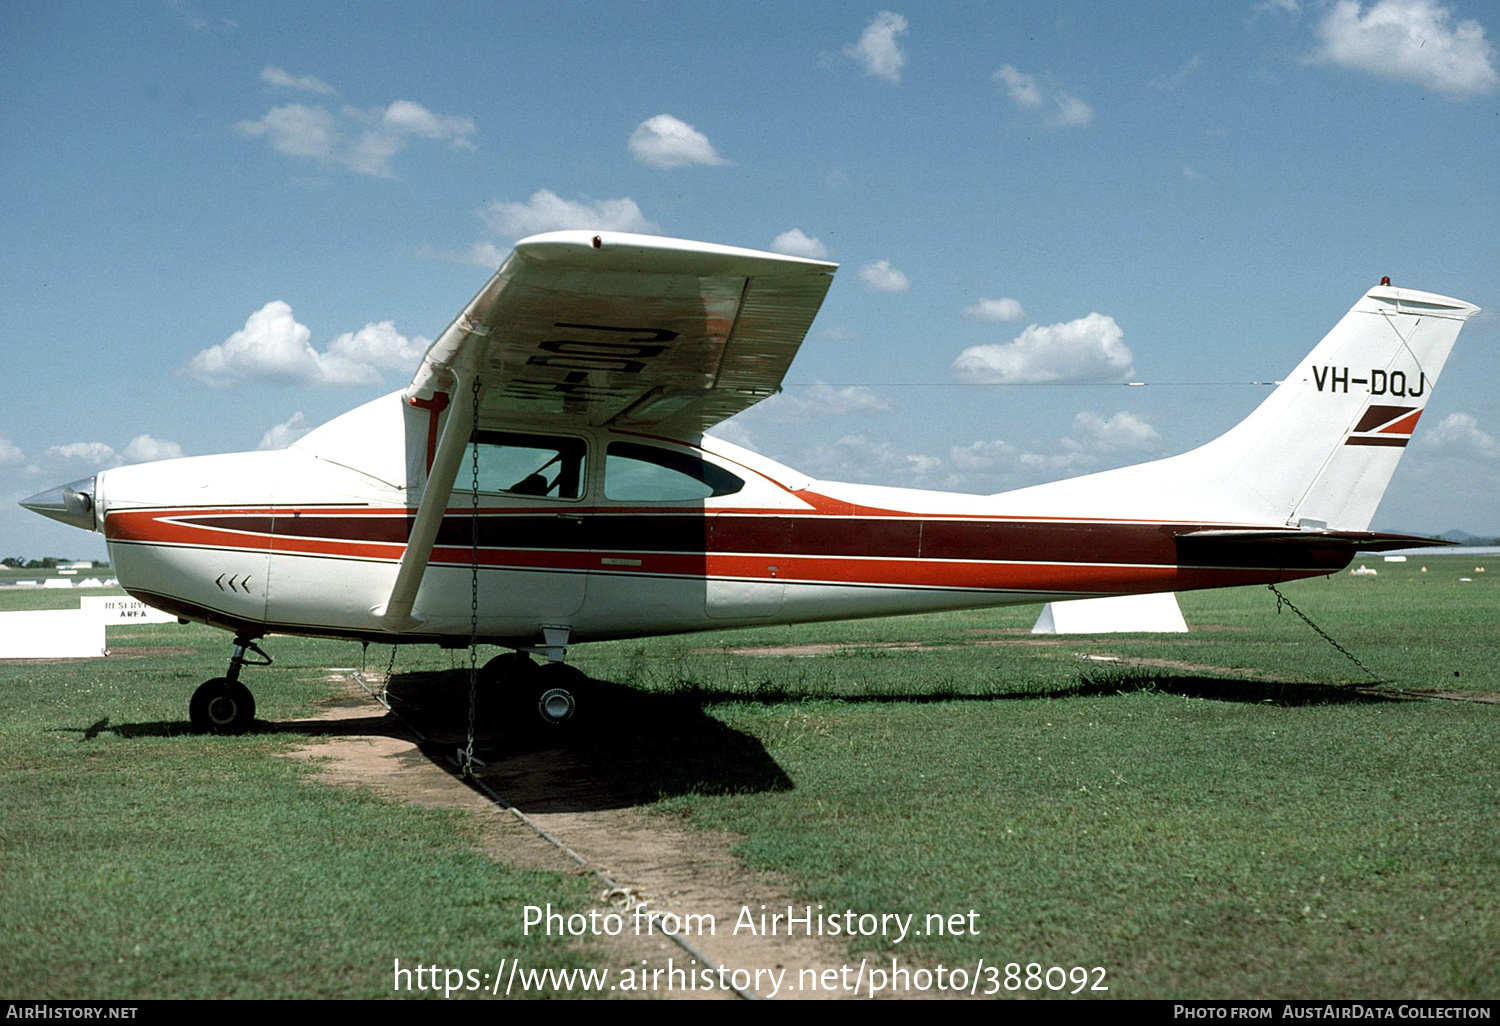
[989,284,1479,530]
[1197,285,1478,529]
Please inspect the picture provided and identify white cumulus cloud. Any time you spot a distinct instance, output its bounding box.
[1416,412,1500,457]
[859,259,909,292]
[1062,411,1162,453]
[805,434,942,484]
[326,320,427,370]
[120,436,184,462]
[0,437,23,466]
[46,442,117,466]
[628,114,727,168]
[964,297,1025,322]
[771,228,830,259]
[239,104,338,162]
[377,100,475,142]
[994,64,1094,125]
[754,384,894,423]
[951,313,1135,384]
[845,11,909,83]
[238,92,476,178]
[1149,54,1203,91]
[947,438,1020,472]
[479,190,658,239]
[260,65,336,96]
[182,301,426,387]
[41,436,182,467]
[259,412,316,450]
[1311,0,1498,96]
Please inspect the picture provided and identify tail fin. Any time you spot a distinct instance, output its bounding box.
[1193,284,1477,529]
[997,284,1479,530]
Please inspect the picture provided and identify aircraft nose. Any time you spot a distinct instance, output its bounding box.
[20,476,98,532]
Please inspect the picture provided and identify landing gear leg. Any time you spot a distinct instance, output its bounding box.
[189,636,270,735]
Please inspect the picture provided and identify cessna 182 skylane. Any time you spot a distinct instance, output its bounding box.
[22,232,1479,734]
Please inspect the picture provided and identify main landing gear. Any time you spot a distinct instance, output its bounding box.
[189,636,270,735]
[480,651,592,731]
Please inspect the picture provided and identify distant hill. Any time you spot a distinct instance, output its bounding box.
[1437,530,1500,546]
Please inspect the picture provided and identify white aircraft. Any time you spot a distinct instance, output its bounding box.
[22,232,1479,734]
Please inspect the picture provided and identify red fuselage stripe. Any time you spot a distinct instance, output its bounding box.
[104,507,1353,594]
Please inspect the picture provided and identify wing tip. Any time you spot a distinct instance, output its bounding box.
[513,230,838,274]
[1361,284,1480,319]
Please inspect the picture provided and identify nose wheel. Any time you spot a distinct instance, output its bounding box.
[189,636,269,735]
[189,677,256,734]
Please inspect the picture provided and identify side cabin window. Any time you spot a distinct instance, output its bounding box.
[604,442,744,502]
[463,430,587,499]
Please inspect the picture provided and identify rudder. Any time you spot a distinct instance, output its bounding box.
[1205,284,1478,530]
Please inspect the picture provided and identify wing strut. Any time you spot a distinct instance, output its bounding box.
[377,353,483,632]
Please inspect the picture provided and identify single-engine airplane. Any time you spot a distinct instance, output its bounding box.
[22,232,1479,733]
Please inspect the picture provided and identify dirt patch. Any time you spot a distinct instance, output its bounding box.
[281,674,874,1000]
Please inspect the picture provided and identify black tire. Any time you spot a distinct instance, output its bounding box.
[531,662,590,729]
[480,651,538,688]
[189,677,256,734]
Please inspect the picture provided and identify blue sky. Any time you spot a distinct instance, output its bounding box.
[3,0,1497,561]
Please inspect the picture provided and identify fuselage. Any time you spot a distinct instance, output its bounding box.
[87,391,1347,648]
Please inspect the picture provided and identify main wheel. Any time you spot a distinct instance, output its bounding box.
[531,663,590,729]
[480,651,538,688]
[189,677,256,735]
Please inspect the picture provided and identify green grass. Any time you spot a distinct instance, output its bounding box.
[639,694,1495,998]
[0,627,600,999]
[569,555,1498,998]
[1,555,1495,998]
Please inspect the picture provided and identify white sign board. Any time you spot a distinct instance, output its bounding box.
[78,596,179,624]
[0,596,180,659]
[0,609,107,658]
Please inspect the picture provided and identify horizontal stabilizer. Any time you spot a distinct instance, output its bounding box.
[1178,529,1454,551]
[1175,528,1452,573]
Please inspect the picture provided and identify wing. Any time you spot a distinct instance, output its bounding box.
[407,231,837,435]
[380,232,835,631]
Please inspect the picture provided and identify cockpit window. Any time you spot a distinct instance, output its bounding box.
[463,431,586,499]
[604,442,744,501]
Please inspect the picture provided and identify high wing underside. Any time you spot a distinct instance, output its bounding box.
[382,232,836,631]
[407,231,837,435]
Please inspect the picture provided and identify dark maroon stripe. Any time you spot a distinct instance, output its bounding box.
[171,512,1351,570]
[1353,404,1417,433]
[1345,436,1408,447]
[794,517,921,558]
[920,519,1180,563]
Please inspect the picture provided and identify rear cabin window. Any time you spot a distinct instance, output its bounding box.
[604,442,744,502]
[463,431,587,499]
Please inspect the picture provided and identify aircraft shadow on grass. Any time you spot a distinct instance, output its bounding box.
[63,667,1403,811]
[65,669,798,812]
[625,671,1409,708]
